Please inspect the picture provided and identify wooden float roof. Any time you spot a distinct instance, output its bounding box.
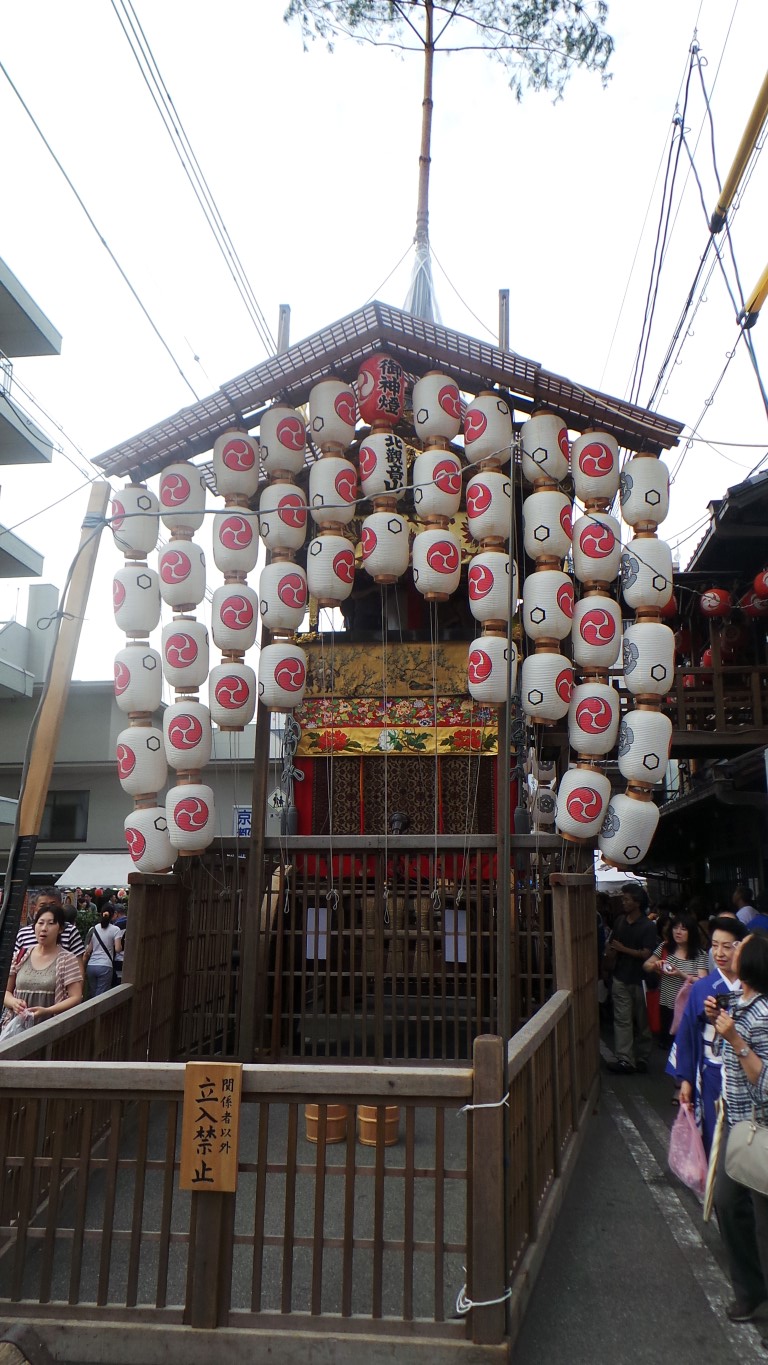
[94,300,684,481]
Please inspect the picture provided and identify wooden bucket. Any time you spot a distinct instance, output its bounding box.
[357,1104,401,1147]
[304,1104,350,1144]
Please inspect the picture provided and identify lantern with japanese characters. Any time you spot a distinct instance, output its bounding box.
[357,353,405,428]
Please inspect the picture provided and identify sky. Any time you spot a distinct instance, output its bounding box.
[0,0,766,681]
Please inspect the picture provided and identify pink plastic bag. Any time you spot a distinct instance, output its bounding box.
[668,1103,708,1200]
[670,978,694,1036]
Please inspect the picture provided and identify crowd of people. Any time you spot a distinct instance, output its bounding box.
[602,881,768,1340]
[1,885,128,1039]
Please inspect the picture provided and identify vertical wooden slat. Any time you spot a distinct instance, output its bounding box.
[97,1101,123,1305]
[433,1105,445,1321]
[68,1102,94,1305]
[281,1102,298,1313]
[11,1100,40,1300]
[371,1105,386,1318]
[470,1035,505,1346]
[526,1058,538,1242]
[38,1097,66,1303]
[340,1107,356,1317]
[310,1106,327,1314]
[403,1105,415,1320]
[186,1191,235,1328]
[126,1099,151,1306]
[250,1101,270,1312]
[155,1100,178,1308]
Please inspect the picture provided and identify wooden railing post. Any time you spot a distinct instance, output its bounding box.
[185,1191,235,1328]
[470,1033,506,1345]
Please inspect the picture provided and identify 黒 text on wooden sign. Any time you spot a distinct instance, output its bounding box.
[179,1062,243,1192]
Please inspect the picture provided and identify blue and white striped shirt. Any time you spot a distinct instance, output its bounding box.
[717,993,768,1127]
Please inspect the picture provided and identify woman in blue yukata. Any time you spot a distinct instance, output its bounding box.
[667,915,745,1153]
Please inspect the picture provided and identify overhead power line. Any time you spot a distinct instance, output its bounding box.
[111,0,277,357]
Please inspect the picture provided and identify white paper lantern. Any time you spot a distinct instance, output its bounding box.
[412,372,462,442]
[307,533,356,605]
[110,485,159,557]
[212,510,260,574]
[522,489,572,563]
[468,551,517,624]
[158,541,207,610]
[163,701,213,771]
[618,709,672,785]
[466,471,512,543]
[572,594,622,669]
[598,791,660,866]
[212,430,260,498]
[159,462,206,533]
[556,767,612,840]
[114,645,163,715]
[116,726,167,797]
[358,429,407,501]
[467,635,518,705]
[308,377,357,449]
[571,512,622,585]
[259,481,308,551]
[113,565,161,635]
[258,561,308,632]
[520,412,569,486]
[361,511,410,582]
[620,537,673,612]
[211,583,259,652]
[309,456,358,528]
[412,449,463,521]
[257,406,306,478]
[167,783,216,853]
[463,392,513,466]
[529,751,557,784]
[124,806,175,874]
[411,527,461,600]
[209,662,257,729]
[161,619,210,690]
[258,641,308,710]
[521,652,573,723]
[620,455,670,529]
[571,432,620,505]
[622,621,675,697]
[531,786,557,827]
[568,682,620,756]
[522,569,574,642]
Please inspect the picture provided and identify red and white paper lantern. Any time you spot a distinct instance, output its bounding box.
[110,485,159,557]
[466,471,512,543]
[555,766,612,841]
[522,490,572,563]
[209,663,257,730]
[468,551,517,624]
[622,621,675,697]
[161,619,210,691]
[163,701,213,772]
[212,429,261,497]
[116,726,167,798]
[568,682,620,755]
[463,392,513,467]
[572,594,622,670]
[570,432,620,506]
[124,805,174,874]
[520,411,569,486]
[598,791,660,867]
[308,377,357,450]
[357,353,405,428]
[258,641,308,710]
[361,511,409,583]
[467,634,518,706]
[259,482,308,552]
[358,428,407,501]
[412,449,463,521]
[257,407,306,479]
[158,541,207,610]
[309,457,358,528]
[412,527,461,600]
[412,372,462,442]
[307,533,356,605]
[114,645,163,715]
[521,652,573,724]
[212,510,260,575]
[258,561,308,632]
[159,462,206,534]
[571,511,622,585]
[113,565,161,637]
[211,583,259,652]
[522,569,574,642]
[699,587,731,618]
[620,455,669,529]
[167,783,216,853]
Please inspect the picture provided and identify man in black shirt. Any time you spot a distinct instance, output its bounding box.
[607,883,658,1074]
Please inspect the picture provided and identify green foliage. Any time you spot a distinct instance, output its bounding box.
[284,0,614,100]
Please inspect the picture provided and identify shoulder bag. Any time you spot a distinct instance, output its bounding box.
[725,1107,768,1196]
[93,929,118,988]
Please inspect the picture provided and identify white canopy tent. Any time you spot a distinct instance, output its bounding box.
[55,854,134,889]
[595,862,647,895]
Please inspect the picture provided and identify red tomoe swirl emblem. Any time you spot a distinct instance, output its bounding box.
[578,441,615,478]
[168,714,204,750]
[359,444,377,479]
[111,499,126,530]
[160,472,191,507]
[220,595,254,630]
[556,669,574,703]
[165,632,198,667]
[438,384,461,419]
[464,408,487,444]
[274,656,306,692]
[335,467,357,502]
[468,648,492,684]
[558,427,570,459]
[219,516,253,550]
[556,582,575,618]
[174,797,210,833]
[426,539,459,575]
[579,523,616,558]
[433,458,461,496]
[160,549,191,583]
[222,437,256,471]
[277,573,307,610]
[579,608,616,646]
[114,660,130,695]
[361,526,378,559]
[333,549,355,584]
[214,674,249,709]
[575,696,613,734]
[125,826,146,862]
[275,417,304,453]
[277,493,306,529]
[113,579,126,611]
[560,505,573,539]
[116,743,136,779]
[468,563,494,600]
[466,481,491,517]
[334,391,356,426]
[565,786,603,824]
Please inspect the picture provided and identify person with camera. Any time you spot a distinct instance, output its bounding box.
[706,933,768,1328]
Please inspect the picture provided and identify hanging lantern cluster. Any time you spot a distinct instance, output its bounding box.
[520,412,574,738]
[555,430,621,841]
[257,404,312,711]
[158,462,217,855]
[210,430,260,730]
[110,482,174,874]
[597,452,674,867]
[355,356,410,586]
[527,749,558,829]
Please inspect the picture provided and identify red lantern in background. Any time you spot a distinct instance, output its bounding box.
[699,588,731,618]
[720,623,749,660]
[739,589,768,618]
[674,627,692,658]
[700,648,713,669]
[682,673,698,690]
[660,593,678,620]
[753,570,768,600]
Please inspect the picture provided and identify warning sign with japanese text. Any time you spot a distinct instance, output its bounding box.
[179,1062,242,1192]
